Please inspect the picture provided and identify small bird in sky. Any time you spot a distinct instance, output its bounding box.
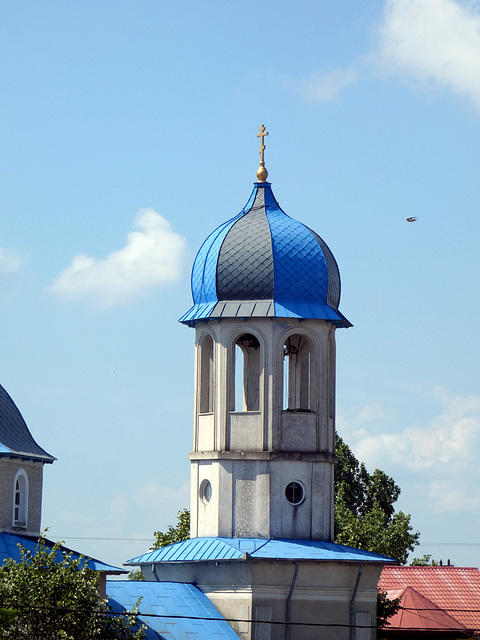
[406,217,417,222]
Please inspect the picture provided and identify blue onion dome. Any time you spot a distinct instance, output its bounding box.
[0,384,55,463]
[179,181,351,328]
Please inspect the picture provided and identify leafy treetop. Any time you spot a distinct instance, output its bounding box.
[153,509,190,549]
[0,536,145,640]
[334,434,419,564]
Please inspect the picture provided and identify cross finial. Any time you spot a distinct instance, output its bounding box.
[256,124,269,182]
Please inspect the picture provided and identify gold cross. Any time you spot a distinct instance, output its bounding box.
[256,124,268,164]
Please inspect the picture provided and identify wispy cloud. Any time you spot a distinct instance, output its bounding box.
[355,393,480,471]
[339,388,480,513]
[49,209,188,309]
[376,0,480,109]
[293,68,358,103]
[0,247,22,275]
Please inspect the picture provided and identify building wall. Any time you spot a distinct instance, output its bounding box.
[0,458,43,535]
[190,317,337,542]
[143,559,382,640]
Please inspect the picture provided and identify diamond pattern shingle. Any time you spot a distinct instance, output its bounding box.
[181,182,350,327]
[217,190,274,300]
[266,206,328,303]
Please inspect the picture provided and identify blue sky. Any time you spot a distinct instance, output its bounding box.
[1,0,480,569]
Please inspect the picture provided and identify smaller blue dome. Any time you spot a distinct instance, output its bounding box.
[180,182,351,328]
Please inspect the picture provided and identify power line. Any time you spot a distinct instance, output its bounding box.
[421,544,479,548]
[48,536,154,542]
[3,601,480,631]
[0,603,375,630]
[48,535,480,547]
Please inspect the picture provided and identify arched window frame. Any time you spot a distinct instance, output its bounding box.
[199,333,215,414]
[282,331,316,412]
[230,330,262,412]
[12,469,28,528]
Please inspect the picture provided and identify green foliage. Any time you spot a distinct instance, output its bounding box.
[410,554,440,566]
[0,535,145,640]
[152,509,190,549]
[127,569,145,581]
[334,434,419,564]
[377,591,401,628]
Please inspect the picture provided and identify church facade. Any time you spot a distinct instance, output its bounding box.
[0,383,55,537]
[128,127,394,640]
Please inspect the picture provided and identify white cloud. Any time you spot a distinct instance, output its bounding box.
[0,247,22,275]
[377,0,480,109]
[297,68,358,103]
[50,209,188,309]
[354,390,480,470]
[428,476,480,512]
[340,389,480,513]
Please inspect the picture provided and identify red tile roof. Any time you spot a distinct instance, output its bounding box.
[379,566,480,633]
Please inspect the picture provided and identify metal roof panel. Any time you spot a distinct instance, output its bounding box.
[0,532,124,573]
[107,580,241,640]
[127,537,394,565]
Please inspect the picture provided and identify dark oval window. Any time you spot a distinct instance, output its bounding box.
[285,481,305,506]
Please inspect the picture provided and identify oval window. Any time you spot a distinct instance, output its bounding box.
[285,481,305,506]
[200,480,212,504]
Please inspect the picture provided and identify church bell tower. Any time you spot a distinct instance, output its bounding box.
[180,125,351,541]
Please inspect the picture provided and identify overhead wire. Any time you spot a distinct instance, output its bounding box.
[1,601,480,632]
[47,535,480,546]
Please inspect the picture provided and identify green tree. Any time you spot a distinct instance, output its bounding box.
[377,591,401,628]
[152,509,190,549]
[0,536,145,640]
[410,554,440,566]
[334,434,419,564]
[127,569,145,581]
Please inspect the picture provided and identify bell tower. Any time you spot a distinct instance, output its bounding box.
[180,126,351,541]
[129,128,391,640]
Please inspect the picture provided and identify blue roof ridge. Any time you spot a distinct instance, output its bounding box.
[126,537,396,565]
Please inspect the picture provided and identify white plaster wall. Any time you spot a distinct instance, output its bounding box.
[229,412,263,451]
[146,558,383,640]
[191,317,338,541]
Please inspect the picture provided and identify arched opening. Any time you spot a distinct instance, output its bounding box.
[233,333,260,412]
[199,334,214,414]
[13,470,28,527]
[283,334,313,411]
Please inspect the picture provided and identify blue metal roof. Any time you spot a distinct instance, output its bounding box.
[0,532,124,573]
[179,182,351,328]
[0,384,55,463]
[106,581,241,640]
[126,537,395,565]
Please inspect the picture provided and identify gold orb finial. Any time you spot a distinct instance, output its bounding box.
[256,124,269,182]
